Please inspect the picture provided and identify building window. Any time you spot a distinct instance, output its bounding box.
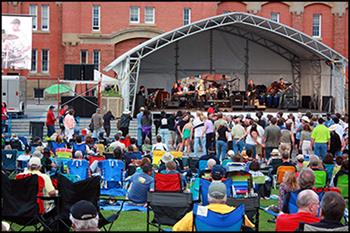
[145,7,155,24]
[271,12,280,23]
[130,6,140,23]
[312,14,321,37]
[41,5,49,31]
[31,49,37,72]
[93,50,100,71]
[92,5,100,31]
[183,8,191,25]
[80,50,88,64]
[29,4,37,30]
[42,49,49,72]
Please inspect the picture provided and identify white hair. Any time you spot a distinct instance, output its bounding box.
[69,214,99,230]
[208,195,227,204]
[207,159,216,170]
[74,150,83,158]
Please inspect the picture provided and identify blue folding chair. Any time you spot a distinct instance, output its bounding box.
[67,159,89,181]
[198,160,208,173]
[98,159,126,196]
[199,178,233,206]
[2,150,17,173]
[193,203,245,231]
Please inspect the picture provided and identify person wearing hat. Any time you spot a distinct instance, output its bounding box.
[311,117,330,160]
[9,133,25,151]
[173,181,254,231]
[267,149,283,175]
[46,105,56,137]
[69,200,99,231]
[329,124,342,157]
[210,164,226,181]
[295,154,305,172]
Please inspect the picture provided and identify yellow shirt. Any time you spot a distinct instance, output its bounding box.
[172,203,255,231]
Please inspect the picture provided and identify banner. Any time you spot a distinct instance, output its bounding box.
[2,15,32,70]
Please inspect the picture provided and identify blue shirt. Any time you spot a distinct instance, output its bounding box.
[127,172,154,204]
[137,112,143,129]
[325,119,334,128]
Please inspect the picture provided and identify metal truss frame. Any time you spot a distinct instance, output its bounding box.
[311,60,322,110]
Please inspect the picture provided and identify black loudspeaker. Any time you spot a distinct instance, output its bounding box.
[34,88,44,98]
[61,96,97,117]
[64,64,95,80]
[301,96,311,109]
[322,96,334,112]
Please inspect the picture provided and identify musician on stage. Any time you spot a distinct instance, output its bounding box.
[246,79,257,106]
[266,81,279,108]
[196,79,206,110]
[277,77,288,108]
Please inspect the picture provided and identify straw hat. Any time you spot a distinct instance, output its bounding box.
[271,149,280,156]
[301,116,310,123]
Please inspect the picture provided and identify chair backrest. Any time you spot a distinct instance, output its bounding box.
[228,171,252,196]
[193,203,244,231]
[98,159,124,182]
[88,155,106,165]
[147,192,193,226]
[288,190,299,214]
[252,175,266,191]
[302,223,348,231]
[198,160,208,172]
[72,143,87,156]
[225,162,246,172]
[67,159,89,181]
[221,159,232,167]
[55,148,73,159]
[152,150,166,165]
[199,179,233,206]
[18,136,28,147]
[154,173,182,192]
[323,164,334,180]
[277,166,296,184]
[170,151,183,159]
[336,174,348,199]
[313,170,327,188]
[2,150,17,171]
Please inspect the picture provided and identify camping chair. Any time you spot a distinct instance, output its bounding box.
[252,175,266,197]
[88,154,106,165]
[2,149,17,174]
[336,174,349,199]
[198,159,208,173]
[1,173,53,231]
[98,159,126,196]
[67,159,89,181]
[276,166,296,186]
[56,174,124,232]
[313,170,327,188]
[199,178,233,206]
[54,148,73,169]
[225,162,246,172]
[152,150,166,166]
[298,222,348,231]
[146,191,193,232]
[192,203,245,231]
[226,196,260,231]
[154,173,182,192]
[227,170,253,196]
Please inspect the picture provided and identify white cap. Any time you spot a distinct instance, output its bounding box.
[301,116,310,123]
[28,157,41,167]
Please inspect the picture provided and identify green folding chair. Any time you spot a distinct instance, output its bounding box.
[314,170,327,188]
[336,174,348,199]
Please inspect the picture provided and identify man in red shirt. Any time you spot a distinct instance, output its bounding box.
[275,189,320,231]
[46,105,56,137]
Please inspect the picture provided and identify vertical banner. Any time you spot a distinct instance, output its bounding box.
[2,15,32,70]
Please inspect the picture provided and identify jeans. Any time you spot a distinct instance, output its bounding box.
[47,125,55,137]
[314,143,328,160]
[194,136,206,157]
[159,128,169,145]
[301,140,312,156]
[232,139,245,154]
[216,140,227,161]
[265,146,278,160]
[245,144,256,157]
[137,128,142,147]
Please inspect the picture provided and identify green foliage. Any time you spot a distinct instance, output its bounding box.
[102,89,122,97]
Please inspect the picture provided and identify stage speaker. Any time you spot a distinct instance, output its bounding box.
[64,64,95,80]
[322,96,334,112]
[61,96,97,117]
[301,96,311,109]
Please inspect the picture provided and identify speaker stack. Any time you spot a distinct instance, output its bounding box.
[64,64,95,81]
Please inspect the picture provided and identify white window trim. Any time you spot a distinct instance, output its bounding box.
[41,5,50,31]
[92,5,100,31]
[31,49,37,73]
[80,50,89,64]
[42,49,49,73]
[183,8,191,25]
[271,12,280,23]
[144,7,155,24]
[312,14,322,38]
[93,50,100,71]
[29,5,38,31]
[130,6,140,24]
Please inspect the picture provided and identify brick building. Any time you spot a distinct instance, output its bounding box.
[1,1,348,99]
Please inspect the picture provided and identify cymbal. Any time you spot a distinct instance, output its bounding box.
[2,34,18,40]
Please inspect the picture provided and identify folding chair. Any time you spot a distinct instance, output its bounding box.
[56,174,124,232]
[313,170,327,188]
[88,155,106,166]
[146,191,193,232]
[98,159,126,196]
[336,174,349,199]
[67,159,89,181]
[199,178,233,206]
[2,173,53,231]
[225,162,246,172]
[198,160,208,173]
[154,173,182,192]
[276,166,296,186]
[221,158,232,167]
[252,175,266,197]
[2,149,17,174]
[54,148,73,168]
[226,196,260,231]
[299,222,348,231]
[227,171,253,196]
[192,203,245,231]
[152,150,166,166]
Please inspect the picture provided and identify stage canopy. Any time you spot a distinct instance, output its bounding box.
[104,12,348,114]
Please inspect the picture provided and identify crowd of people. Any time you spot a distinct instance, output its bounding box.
[1,103,349,231]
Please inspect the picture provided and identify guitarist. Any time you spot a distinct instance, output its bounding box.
[246,79,257,106]
[277,78,288,108]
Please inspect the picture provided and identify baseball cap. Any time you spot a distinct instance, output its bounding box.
[28,157,41,167]
[208,181,226,199]
[70,200,97,220]
[49,105,55,109]
[296,154,304,161]
[211,165,226,180]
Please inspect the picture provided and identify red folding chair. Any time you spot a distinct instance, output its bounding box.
[154,173,182,192]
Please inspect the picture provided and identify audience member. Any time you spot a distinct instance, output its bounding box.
[69,200,99,231]
[278,171,299,210]
[152,135,168,152]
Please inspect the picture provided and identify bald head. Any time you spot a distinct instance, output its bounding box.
[297,189,319,209]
